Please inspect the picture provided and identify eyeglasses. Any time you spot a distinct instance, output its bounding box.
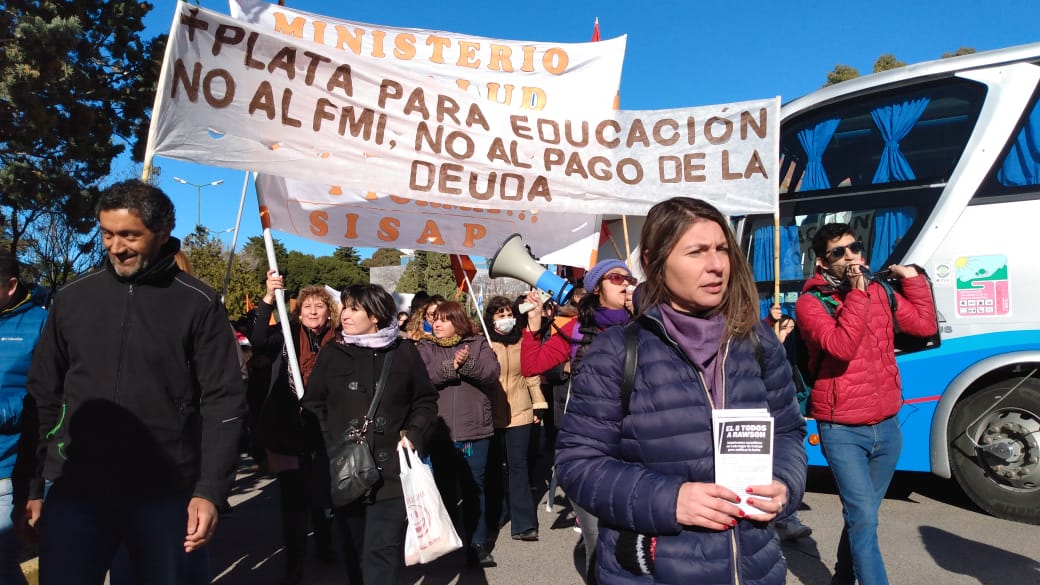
[825,241,864,262]
[602,273,637,287]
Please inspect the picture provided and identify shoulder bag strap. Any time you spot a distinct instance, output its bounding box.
[620,322,640,417]
[364,348,396,422]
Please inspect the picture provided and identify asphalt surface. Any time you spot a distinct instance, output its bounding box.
[207,452,1040,585]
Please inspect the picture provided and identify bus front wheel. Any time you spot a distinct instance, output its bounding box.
[948,376,1040,525]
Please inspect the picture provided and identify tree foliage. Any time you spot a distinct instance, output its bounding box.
[824,64,861,87]
[364,248,404,268]
[825,48,977,86]
[942,47,977,59]
[0,1,163,261]
[872,54,906,73]
[396,251,460,300]
[181,226,263,320]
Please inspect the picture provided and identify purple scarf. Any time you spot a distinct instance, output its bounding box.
[570,307,631,359]
[659,305,728,407]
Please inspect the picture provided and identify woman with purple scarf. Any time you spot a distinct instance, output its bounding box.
[519,257,636,582]
[555,197,807,585]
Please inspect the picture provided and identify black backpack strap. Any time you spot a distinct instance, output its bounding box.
[620,322,640,417]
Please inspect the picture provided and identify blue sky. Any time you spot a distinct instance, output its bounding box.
[138,0,1040,258]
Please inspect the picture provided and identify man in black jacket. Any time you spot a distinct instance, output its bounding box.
[24,180,246,585]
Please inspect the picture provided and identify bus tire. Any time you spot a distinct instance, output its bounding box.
[948,376,1040,525]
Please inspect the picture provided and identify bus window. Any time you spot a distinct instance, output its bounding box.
[780,79,986,196]
[747,201,927,318]
[979,89,1040,196]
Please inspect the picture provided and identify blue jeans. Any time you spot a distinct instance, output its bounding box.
[430,437,490,548]
[1,478,28,585]
[497,425,538,535]
[818,417,902,585]
[38,481,209,585]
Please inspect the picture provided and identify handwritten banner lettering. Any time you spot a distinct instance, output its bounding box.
[148,3,778,217]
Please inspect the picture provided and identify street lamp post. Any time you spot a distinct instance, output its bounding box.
[172,177,224,227]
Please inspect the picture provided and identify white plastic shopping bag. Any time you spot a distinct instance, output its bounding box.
[399,444,463,565]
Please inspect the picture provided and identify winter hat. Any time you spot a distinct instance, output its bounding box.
[584,259,630,290]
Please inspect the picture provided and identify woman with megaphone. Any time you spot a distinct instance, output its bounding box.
[519,257,637,583]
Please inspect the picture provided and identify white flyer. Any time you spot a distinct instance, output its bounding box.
[712,408,774,515]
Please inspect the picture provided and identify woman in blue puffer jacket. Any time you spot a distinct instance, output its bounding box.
[556,197,807,585]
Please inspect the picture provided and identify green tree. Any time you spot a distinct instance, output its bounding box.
[182,226,262,320]
[363,248,404,268]
[333,246,361,265]
[283,250,320,295]
[396,251,459,300]
[824,64,860,87]
[0,1,162,257]
[942,47,977,59]
[873,53,906,73]
[240,235,288,286]
[315,255,367,292]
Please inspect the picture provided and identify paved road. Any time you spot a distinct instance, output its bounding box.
[210,457,1040,585]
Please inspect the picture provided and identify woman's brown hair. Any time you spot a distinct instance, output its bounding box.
[291,285,339,323]
[432,301,476,338]
[638,197,759,337]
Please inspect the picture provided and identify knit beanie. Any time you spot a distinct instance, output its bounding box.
[615,530,657,576]
[584,258,630,289]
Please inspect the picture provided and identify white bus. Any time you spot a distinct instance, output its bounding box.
[739,43,1040,524]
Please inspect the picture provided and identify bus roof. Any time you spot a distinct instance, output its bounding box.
[781,41,1040,118]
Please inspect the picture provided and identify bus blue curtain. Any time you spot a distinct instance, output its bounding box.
[797,118,840,190]
[871,98,930,183]
[997,99,1040,186]
[870,208,916,268]
[752,224,801,319]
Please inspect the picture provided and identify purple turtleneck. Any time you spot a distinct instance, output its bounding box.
[658,304,728,407]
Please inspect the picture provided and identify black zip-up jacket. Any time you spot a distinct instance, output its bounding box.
[303,338,438,502]
[26,239,246,504]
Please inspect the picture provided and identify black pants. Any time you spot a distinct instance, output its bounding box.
[277,466,332,570]
[336,497,408,585]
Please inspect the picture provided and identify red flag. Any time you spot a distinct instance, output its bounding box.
[450,254,478,294]
[591,17,601,42]
[598,219,612,247]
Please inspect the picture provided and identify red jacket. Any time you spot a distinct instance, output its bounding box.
[795,272,937,425]
[520,318,578,377]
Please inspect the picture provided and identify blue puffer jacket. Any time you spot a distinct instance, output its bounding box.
[0,289,47,479]
[556,306,807,585]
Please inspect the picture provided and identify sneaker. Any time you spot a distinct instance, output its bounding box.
[572,525,583,533]
[775,518,812,541]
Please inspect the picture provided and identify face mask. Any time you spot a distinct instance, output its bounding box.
[494,317,516,333]
[422,321,433,333]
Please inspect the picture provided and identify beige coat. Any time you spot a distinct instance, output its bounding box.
[489,340,548,429]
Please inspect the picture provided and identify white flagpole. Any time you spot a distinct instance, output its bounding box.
[259,191,305,399]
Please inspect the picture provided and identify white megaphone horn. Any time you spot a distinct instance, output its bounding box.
[488,234,574,313]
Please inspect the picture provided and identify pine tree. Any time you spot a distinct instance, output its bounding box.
[0,1,162,268]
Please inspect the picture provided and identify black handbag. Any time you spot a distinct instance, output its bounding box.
[327,349,395,506]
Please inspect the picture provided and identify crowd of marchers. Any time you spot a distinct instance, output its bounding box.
[0,180,935,585]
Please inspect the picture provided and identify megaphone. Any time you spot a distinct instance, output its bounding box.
[488,234,574,312]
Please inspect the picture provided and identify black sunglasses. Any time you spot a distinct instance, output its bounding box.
[825,241,864,262]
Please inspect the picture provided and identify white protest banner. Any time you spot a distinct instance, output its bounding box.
[229,0,626,115]
[148,3,779,217]
[232,0,618,263]
[256,175,600,266]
